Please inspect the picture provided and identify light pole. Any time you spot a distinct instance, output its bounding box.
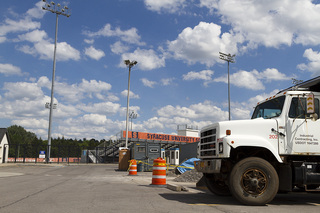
[42,0,70,162]
[129,110,138,131]
[124,60,138,149]
[219,52,235,121]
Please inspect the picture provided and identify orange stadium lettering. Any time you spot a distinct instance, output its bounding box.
[122,131,199,143]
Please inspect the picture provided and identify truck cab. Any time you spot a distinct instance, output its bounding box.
[195,76,320,205]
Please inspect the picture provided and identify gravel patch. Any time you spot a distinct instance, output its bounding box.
[173,169,203,182]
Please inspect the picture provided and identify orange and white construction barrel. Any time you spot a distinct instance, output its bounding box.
[152,158,166,185]
[128,159,137,176]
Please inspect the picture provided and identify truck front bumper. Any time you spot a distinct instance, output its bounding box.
[194,159,222,174]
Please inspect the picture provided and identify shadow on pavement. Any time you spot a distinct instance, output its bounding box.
[271,192,320,206]
[159,192,240,206]
[159,190,320,206]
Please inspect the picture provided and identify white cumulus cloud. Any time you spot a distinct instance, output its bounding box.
[17,30,80,61]
[0,63,24,76]
[141,78,157,88]
[84,46,105,60]
[214,69,291,90]
[168,22,240,66]
[183,70,214,86]
[160,78,175,86]
[111,41,130,54]
[121,48,165,70]
[297,48,320,76]
[200,0,320,48]
[144,0,186,13]
[84,23,145,46]
[121,90,140,99]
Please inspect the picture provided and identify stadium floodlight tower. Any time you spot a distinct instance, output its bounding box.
[124,60,138,149]
[42,0,71,163]
[129,110,138,131]
[219,52,235,121]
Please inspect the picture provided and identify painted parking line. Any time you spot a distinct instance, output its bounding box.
[0,172,24,177]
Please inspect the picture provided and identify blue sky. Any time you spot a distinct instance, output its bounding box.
[1,0,320,140]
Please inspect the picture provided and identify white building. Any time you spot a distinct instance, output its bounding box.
[177,124,199,137]
[0,128,10,163]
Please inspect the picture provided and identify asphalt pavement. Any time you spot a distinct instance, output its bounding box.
[0,163,320,213]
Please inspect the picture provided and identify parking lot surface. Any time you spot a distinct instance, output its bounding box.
[0,163,320,213]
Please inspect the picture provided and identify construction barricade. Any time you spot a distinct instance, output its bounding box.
[128,159,137,176]
[151,158,166,185]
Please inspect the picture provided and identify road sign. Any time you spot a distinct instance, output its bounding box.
[39,151,46,158]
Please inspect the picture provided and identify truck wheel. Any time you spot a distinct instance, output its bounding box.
[204,174,231,196]
[229,157,279,205]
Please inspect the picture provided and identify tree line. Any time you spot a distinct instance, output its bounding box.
[6,125,112,158]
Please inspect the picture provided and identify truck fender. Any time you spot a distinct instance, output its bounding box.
[223,135,283,163]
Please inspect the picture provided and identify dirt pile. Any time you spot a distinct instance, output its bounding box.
[173,169,203,182]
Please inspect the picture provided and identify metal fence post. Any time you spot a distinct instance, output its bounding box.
[14,144,18,163]
[23,144,26,163]
[67,145,70,164]
[105,147,107,164]
[95,147,98,164]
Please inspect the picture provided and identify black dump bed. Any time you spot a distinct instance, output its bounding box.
[279,76,320,93]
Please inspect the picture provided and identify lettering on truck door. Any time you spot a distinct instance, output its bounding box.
[285,96,320,154]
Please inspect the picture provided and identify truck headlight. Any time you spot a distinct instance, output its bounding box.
[219,142,223,153]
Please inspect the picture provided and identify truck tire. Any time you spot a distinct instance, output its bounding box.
[229,157,279,205]
[204,174,231,196]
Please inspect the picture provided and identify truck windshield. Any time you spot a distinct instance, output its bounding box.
[252,96,286,119]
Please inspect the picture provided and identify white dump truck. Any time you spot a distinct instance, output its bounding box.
[195,76,320,205]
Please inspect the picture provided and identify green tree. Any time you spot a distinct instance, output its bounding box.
[7,125,45,157]
[7,125,106,159]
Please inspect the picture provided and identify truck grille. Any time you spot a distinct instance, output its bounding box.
[200,128,217,158]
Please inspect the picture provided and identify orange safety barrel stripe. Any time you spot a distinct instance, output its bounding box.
[152,179,166,185]
[152,170,166,175]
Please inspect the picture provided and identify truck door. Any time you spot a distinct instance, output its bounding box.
[285,96,320,154]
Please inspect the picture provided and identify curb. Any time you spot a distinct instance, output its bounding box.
[167,183,189,192]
